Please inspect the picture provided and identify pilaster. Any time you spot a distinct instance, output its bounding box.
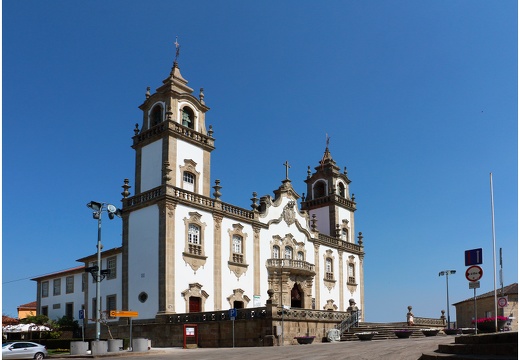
[213,214,223,310]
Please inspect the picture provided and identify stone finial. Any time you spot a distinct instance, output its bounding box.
[199,88,205,104]
[208,125,214,138]
[145,86,151,99]
[213,179,222,200]
[267,288,274,300]
[121,178,131,199]
[352,193,355,202]
[357,232,363,246]
[336,224,341,238]
[166,105,173,120]
[307,166,311,179]
[162,161,172,183]
[344,166,348,175]
[311,214,317,231]
[251,192,259,211]
[134,123,140,136]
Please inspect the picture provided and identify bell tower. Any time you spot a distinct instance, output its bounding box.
[301,146,357,242]
[122,44,215,316]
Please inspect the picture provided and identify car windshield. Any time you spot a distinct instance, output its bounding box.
[2,343,13,348]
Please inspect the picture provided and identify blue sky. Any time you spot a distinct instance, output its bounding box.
[2,1,517,323]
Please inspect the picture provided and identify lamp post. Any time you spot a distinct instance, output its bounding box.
[86,201,121,341]
[439,270,456,329]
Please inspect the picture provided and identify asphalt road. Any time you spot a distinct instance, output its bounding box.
[93,336,455,360]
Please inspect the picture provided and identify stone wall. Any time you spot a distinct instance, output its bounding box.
[455,295,518,331]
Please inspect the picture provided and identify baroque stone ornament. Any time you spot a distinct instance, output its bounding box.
[283,201,296,225]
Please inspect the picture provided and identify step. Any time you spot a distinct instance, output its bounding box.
[419,351,517,360]
[438,343,518,356]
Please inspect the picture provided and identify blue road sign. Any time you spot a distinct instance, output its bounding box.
[229,308,237,319]
[79,309,84,320]
[465,248,483,266]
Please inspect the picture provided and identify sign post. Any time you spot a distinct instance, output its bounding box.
[465,250,483,335]
[229,308,237,348]
[79,309,85,342]
[110,311,138,350]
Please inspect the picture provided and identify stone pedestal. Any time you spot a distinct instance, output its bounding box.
[70,341,88,355]
[90,340,108,355]
[107,339,123,352]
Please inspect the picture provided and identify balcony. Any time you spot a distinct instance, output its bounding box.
[265,258,315,277]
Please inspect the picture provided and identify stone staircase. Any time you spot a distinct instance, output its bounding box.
[341,322,443,341]
[419,331,518,360]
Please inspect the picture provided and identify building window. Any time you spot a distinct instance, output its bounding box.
[348,263,356,284]
[42,281,49,298]
[107,256,117,280]
[188,224,201,255]
[273,245,280,259]
[284,246,293,259]
[53,303,61,309]
[232,235,243,263]
[41,306,48,316]
[107,295,117,319]
[297,251,304,261]
[325,258,334,280]
[182,212,208,272]
[150,105,163,126]
[66,276,74,294]
[53,279,61,296]
[183,171,195,192]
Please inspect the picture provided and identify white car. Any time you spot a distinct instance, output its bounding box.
[2,342,48,360]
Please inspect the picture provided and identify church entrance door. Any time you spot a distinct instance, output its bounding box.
[189,296,201,312]
[290,284,303,308]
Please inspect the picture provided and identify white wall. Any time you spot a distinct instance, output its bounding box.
[141,140,162,192]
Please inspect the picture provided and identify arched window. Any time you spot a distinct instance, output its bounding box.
[181,107,195,129]
[297,251,304,261]
[313,181,326,199]
[338,182,345,198]
[284,246,293,259]
[326,258,332,273]
[151,105,163,126]
[273,245,280,259]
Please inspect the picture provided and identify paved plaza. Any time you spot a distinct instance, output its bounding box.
[57,336,455,360]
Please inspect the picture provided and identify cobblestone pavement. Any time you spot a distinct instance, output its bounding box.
[59,336,455,360]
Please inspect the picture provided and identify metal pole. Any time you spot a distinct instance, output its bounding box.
[446,273,450,329]
[96,215,102,341]
[490,173,498,332]
[281,259,284,346]
[474,288,478,335]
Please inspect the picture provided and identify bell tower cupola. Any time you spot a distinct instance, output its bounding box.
[301,145,357,241]
[132,41,214,197]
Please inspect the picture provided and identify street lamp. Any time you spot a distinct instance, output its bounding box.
[86,201,121,341]
[439,270,456,329]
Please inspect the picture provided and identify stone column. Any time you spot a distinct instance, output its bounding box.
[313,243,320,309]
[213,214,223,310]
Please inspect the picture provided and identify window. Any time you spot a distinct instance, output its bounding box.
[150,105,163,126]
[107,256,117,280]
[297,251,304,261]
[273,245,280,259]
[41,306,48,316]
[342,228,348,241]
[348,263,356,284]
[188,224,200,244]
[107,295,117,319]
[325,258,334,280]
[66,276,74,294]
[183,172,195,192]
[42,281,49,298]
[232,235,243,263]
[284,246,293,259]
[53,279,61,296]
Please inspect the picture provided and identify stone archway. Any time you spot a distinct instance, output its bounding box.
[290,283,304,308]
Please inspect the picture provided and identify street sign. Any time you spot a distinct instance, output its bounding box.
[469,281,480,289]
[79,309,85,320]
[498,296,508,308]
[229,308,237,320]
[110,310,138,317]
[465,248,483,266]
[465,266,483,282]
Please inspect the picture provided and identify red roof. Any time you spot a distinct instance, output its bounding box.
[18,301,37,309]
[453,283,518,305]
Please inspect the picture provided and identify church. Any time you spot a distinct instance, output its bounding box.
[33,47,366,344]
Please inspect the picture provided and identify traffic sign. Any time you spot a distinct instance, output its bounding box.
[465,265,483,282]
[79,309,85,320]
[110,310,138,317]
[229,308,237,320]
[469,281,480,289]
[498,297,508,308]
[465,248,483,266]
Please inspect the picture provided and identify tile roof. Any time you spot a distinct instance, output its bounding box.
[453,283,518,305]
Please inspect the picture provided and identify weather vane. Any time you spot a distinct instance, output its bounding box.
[326,133,330,148]
[174,36,181,62]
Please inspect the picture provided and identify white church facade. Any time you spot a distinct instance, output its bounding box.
[33,52,366,331]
